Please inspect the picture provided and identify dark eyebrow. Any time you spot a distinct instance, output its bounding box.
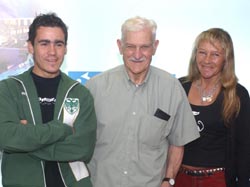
[38,39,65,45]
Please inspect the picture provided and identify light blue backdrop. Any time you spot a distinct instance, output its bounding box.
[0,0,249,185]
[0,0,249,89]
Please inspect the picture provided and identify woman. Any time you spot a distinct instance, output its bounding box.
[174,28,250,187]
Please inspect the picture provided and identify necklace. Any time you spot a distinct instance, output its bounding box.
[196,80,220,103]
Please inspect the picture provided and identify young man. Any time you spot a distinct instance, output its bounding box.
[0,13,96,187]
[86,16,200,187]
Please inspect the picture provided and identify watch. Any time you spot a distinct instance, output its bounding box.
[162,177,175,185]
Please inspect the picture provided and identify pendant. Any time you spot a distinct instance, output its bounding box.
[202,95,213,102]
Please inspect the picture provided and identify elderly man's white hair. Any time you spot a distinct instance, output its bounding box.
[121,16,157,42]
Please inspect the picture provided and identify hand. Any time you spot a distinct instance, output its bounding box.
[72,127,75,134]
[161,181,172,187]
[20,119,28,125]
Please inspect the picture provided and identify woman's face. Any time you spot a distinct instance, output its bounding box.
[196,40,225,80]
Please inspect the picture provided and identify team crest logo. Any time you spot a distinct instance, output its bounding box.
[64,98,79,115]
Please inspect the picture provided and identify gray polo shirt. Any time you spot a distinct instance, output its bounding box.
[86,65,199,187]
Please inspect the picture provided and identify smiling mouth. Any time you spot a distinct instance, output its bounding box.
[130,59,145,63]
[202,66,210,68]
[132,60,143,63]
[47,59,57,63]
[201,64,213,68]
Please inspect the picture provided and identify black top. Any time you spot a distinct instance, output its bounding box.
[32,72,65,187]
[183,91,227,167]
[180,77,250,187]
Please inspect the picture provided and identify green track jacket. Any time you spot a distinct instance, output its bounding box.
[0,67,97,187]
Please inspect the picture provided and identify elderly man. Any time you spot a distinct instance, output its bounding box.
[86,16,199,187]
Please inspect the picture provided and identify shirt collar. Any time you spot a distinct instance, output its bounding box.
[122,65,151,90]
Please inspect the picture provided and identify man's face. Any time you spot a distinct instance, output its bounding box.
[28,26,67,78]
[117,28,159,81]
